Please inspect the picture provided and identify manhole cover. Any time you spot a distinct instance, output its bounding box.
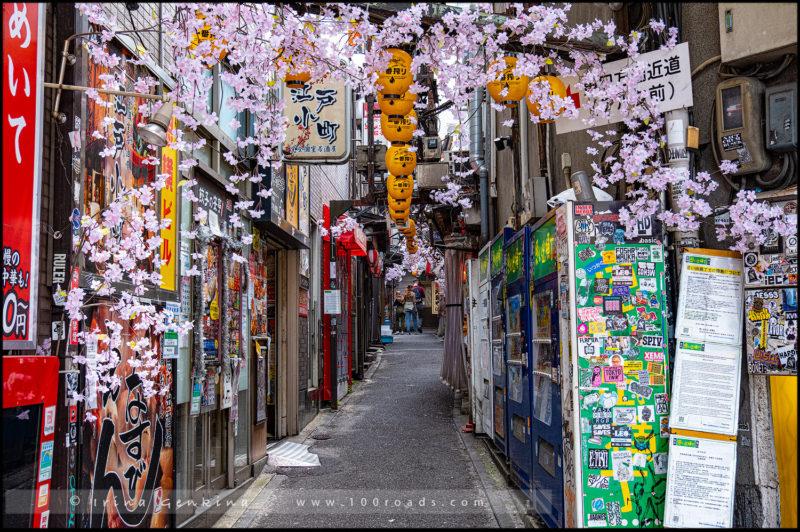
[311,432,331,440]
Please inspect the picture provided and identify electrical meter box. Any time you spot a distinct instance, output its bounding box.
[422,136,442,160]
[766,84,797,152]
[715,77,771,175]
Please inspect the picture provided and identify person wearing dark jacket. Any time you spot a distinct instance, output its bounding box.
[392,291,405,333]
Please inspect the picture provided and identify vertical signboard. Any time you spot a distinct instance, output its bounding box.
[159,116,179,291]
[3,3,45,349]
[283,79,351,163]
[569,202,670,528]
[285,164,299,229]
[298,164,310,236]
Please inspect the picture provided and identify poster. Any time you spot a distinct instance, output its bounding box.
[670,341,742,436]
[745,287,797,375]
[81,305,173,528]
[571,202,670,528]
[663,435,736,528]
[255,343,267,424]
[675,249,743,346]
[3,2,45,348]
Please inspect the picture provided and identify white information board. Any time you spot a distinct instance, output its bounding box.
[670,341,742,436]
[324,289,341,314]
[664,435,736,528]
[675,249,744,346]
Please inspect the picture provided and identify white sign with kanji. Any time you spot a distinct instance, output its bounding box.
[556,42,692,134]
[283,79,351,163]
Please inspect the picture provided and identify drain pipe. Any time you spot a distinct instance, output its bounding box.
[665,108,699,278]
[470,87,489,244]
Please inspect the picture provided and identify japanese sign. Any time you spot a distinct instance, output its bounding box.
[285,164,299,229]
[363,101,386,144]
[556,42,692,134]
[159,115,179,291]
[3,3,45,348]
[283,79,351,163]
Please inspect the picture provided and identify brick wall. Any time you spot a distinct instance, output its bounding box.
[310,163,351,221]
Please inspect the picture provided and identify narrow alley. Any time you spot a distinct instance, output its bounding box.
[212,332,526,529]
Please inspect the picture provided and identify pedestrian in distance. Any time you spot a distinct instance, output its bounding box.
[413,281,425,333]
[393,291,405,333]
[403,285,416,334]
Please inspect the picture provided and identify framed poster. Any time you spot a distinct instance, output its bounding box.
[675,249,743,346]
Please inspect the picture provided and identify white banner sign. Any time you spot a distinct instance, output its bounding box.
[556,42,693,134]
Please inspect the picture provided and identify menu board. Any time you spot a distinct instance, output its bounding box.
[571,202,670,528]
[663,435,736,528]
[675,250,743,346]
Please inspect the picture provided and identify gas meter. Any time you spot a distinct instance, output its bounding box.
[715,77,770,175]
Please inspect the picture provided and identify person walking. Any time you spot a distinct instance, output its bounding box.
[392,291,405,333]
[403,285,416,334]
[413,281,426,333]
[436,291,446,338]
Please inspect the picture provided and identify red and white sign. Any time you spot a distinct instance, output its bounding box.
[3,3,45,349]
[363,101,385,144]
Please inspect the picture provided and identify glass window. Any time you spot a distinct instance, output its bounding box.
[234,389,249,470]
[219,67,243,142]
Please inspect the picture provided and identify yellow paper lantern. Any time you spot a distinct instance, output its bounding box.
[526,75,567,123]
[389,207,409,223]
[188,13,228,69]
[398,219,416,234]
[407,244,418,254]
[486,56,529,108]
[381,110,417,144]
[387,195,411,212]
[386,174,414,200]
[385,145,417,177]
[378,90,417,117]
[377,48,413,96]
[282,57,314,88]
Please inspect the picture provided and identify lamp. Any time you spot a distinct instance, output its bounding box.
[137,99,173,147]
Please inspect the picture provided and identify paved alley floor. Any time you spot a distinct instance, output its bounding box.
[213,330,528,528]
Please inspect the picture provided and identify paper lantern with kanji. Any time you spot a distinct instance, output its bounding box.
[385,145,417,177]
[378,90,417,118]
[486,56,529,108]
[377,48,413,96]
[407,243,418,254]
[381,110,417,144]
[399,219,416,235]
[388,195,411,212]
[389,207,409,224]
[283,58,313,88]
[386,174,414,200]
[526,75,567,123]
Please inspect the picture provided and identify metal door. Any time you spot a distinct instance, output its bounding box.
[504,228,534,492]
[529,275,563,527]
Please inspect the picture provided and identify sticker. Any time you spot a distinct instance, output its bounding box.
[599,393,618,409]
[586,258,606,275]
[38,441,54,482]
[615,247,637,263]
[637,335,664,348]
[578,247,597,261]
[40,510,50,528]
[650,245,663,262]
[611,285,630,297]
[636,248,651,261]
[593,407,613,424]
[575,218,595,235]
[605,315,629,332]
[587,513,608,527]
[589,449,609,469]
[38,483,49,507]
[603,365,625,383]
[653,452,668,475]
[637,262,656,277]
[43,406,55,436]
[636,216,653,236]
[589,321,607,334]
[578,306,604,323]
[592,295,604,305]
[597,221,616,237]
[575,204,594,216]
[622,360,642,374]
[590,365,604,387]
[659,416,670,438]
[154,486,163,512]
[644,351,664,363]
[594,278,610,294]
[588,474,610,489]
[638,405,655,423]
[638,277,657,292]
[654,393,669,415]
[603,297,622,314]
[581,418,592,434]
[613,407,637,425]
[578,337,603,359]
[602,250,617,264]
[593,423,612,437]
[578,323,589,334]
[650,374,665,386]
[605,336,630,352]
[611,425,633,447]
[607,501,622,526]
[633,452,648,468]
[628,380,653,400]
[583,392,600,409]
[591,498,606,512]
[612,450,634,482]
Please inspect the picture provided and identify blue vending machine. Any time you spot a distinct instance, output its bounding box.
[489,227,515,457]
[503,226,535,494]
[528,212,564,527]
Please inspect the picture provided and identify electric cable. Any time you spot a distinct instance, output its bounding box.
[755,152,789,188]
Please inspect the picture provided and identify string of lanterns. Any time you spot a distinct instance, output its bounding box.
[486,56,567,123]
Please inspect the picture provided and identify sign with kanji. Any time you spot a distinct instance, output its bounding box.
[556,42,692,134]
[3,3,45,348]
[283,79,351,163]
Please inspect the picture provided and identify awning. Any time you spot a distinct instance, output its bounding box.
[338,226,367,256]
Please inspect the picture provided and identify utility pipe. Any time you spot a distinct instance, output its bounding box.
[470,87,489,244]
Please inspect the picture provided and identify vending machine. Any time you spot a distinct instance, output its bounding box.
[468,248,493,436]
[503,226,535,493]
[556,201,672,528]
[490,227,515,457]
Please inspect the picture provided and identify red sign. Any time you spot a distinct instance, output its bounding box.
[3,3,45,348]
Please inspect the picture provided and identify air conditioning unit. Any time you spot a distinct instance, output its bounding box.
[415,162,450,189]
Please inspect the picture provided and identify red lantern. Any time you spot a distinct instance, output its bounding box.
[367,249,379,265]
[425,261,433,275]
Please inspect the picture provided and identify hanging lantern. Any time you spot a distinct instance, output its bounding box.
[189,13,228,69]
[385,145,417,177]
[408,244,418,254]
[283,57,314,88]
[381,110,417,144]
[425,261,433,275]
[367,249,379,265]
[398,218,416,234]
[386,174,414,200]
[388,195,411,212]
[526,75,567,123]
[378,90,417,118]
[389,207,409,223]
[486,56,529,108]
[377,48,413,96]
